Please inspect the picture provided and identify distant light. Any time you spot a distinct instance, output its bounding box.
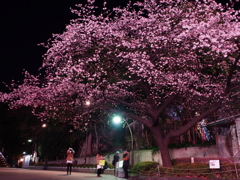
[28,139,32,143]
[195,112,200,116]
[20,158,24,162]
[42,123,47,128]
[113,116,122,124]
[23,152,26,155]
[86,100,91,106]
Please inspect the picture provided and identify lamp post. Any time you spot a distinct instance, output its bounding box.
[84,123,88,164]
[113,115,134,166]
[84,100,90,164]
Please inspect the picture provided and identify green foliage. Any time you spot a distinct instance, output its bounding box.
[105,161,114,169]
[132,161,159,174]
[149,147,159,161]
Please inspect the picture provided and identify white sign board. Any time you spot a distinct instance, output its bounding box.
[209,160,220,169]
[117,160,123,168]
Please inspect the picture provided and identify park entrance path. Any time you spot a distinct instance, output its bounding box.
[0,167,123,180]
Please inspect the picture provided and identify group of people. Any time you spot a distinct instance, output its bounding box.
[113,150,130,178]
[96,149,130,178]
[65,147,130,179]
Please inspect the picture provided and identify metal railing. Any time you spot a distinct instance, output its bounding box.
[0,152,8,167]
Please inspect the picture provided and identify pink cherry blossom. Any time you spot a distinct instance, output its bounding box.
[1,0,239,167]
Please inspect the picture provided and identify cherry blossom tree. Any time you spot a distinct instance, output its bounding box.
[1,0,240,167]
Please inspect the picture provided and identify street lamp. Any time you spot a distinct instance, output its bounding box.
[84,123,88,164]
[113,115,134,166]
[84,100,90,164]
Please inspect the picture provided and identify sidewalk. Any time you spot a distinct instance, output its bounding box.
[0,167,123,180]
[1,167,237,180]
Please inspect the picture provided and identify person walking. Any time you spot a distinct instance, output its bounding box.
[96,151,104,177]
[66,147,75,175]
[112,151,120,176]
[123,149,130,179]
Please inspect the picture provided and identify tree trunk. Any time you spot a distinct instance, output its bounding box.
[150,125,172,167]
[87,133,93,156]
[159,144,172,167]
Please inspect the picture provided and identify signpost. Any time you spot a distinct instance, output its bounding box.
[209,160,220,169]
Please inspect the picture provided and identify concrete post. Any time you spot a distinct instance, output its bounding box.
[230,125,239,157]
[235,118,240,147]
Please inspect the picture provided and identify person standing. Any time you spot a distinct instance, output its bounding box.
[96,151,104,177]
[66,147,75,175]
[123,149,130,179]
[112,151,120,176]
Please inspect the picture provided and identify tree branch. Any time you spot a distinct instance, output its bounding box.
[165,101,222,143]
[226,55,240,93]
[122,111,154,127]
[154,94,177,119]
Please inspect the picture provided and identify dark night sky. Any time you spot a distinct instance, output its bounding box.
[1,0,81,91]
[0,0,132,92]
[0,0,239,92]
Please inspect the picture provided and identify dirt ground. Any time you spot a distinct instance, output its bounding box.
[129,176,238,180]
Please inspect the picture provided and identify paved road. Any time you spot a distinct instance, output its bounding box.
[1,168,237,180]
[0,167,124,180]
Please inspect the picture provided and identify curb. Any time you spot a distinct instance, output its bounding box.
[28,166,114,175]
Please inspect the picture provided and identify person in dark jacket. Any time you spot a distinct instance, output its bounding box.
[123,149,130,179]
[112,151,120,176]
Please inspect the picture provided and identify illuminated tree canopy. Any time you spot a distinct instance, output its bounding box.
[1,0,240,166]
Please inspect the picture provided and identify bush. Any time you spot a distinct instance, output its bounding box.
[106,161,114,169]
[132,161,159,176]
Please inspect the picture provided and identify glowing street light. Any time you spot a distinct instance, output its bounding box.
[86,100,91,106]
[113,116,122,124]
[113,115,134,165]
